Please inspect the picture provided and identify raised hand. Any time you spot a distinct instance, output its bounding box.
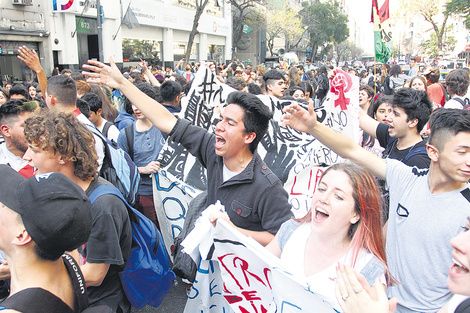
[139,58,149,72]
[82,57,126,90]
[17,46,42,73]
[335,263,397,313]
[280,101,318,134]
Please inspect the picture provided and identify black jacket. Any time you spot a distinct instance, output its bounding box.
[169,118,293,234]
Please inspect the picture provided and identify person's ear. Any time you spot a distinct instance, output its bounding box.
[0,125,10,137]
[350,213,360,225]
[427,144,439,162]
[244,132,256,145]
[58,153,68,165]
[97,108,103,116]
[12,228,33,246]
[49,94,59,106]
[408,118,418,129]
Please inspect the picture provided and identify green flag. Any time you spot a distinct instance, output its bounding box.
[242,24,253,35]
[372,0,391,63]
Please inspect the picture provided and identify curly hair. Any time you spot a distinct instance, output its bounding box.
[24,112,98,181]
[445,69,470,97]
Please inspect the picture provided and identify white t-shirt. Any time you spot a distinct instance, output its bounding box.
[444,97,466,109]
[280,223,385,312]
[76,112,105,171]
[448,294,469,313]
[0,143,29,172]
[98,120,120,143]
[222,163,239,182]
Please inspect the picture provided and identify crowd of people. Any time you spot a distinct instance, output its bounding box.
[0,47,470,313]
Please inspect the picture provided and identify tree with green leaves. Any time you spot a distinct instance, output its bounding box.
[265,3,303,56]
[445,0,470,29]
[420,27,457,57]
[398,0,450,53]
[299,1,349,61]
[332,41,363,63]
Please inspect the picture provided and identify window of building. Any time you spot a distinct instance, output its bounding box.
[173,42,199,61]
[207,44,224,64]
[122,39,161,62]
[173,0,223,17]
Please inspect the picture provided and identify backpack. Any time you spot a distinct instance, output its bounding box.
[440,83,451,102]
[101,121,114,139]
[385,138,428,164]
[88,185,175,309]
[381,76,393,95]
[87,126,140,206]
[124,124,135,160]
[172,191,208,283]
[453,97,470,109]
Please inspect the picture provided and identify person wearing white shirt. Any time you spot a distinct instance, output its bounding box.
[81,92,120,142]
[444,69,470,109]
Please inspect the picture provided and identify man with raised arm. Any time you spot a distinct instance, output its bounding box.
[359,88,432,169]
[359,88,432,218]
[281,102,470,313]
[83,58,292,246]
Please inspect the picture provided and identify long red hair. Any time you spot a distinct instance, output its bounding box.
[296,162,394,284]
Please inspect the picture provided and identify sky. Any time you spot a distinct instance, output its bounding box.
[346,0,398,55]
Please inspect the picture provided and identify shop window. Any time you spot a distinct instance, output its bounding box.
[207,44,224,64]
[173,42,199,61]
[173,0,223,17]
[122,39,161,62]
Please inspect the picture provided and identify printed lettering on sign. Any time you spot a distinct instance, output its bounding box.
[183,219,338,312]
[154,66,360,253]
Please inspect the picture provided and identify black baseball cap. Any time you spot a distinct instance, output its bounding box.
[0,165,92,258]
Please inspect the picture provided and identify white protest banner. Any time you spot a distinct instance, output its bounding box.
[152,170,201,258]
[183,219,337,313]
[153,66,360,245]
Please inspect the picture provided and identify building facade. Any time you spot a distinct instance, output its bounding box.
[0,0,232,83]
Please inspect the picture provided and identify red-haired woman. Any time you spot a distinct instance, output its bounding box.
[267,162,392,312]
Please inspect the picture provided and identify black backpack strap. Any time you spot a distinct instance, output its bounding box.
[62,253,88,312]
[403,146,428,164]
[102,121,112,138]
[454,97,466,106]
[124,124,134,160]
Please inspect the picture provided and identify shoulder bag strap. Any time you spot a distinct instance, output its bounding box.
[62,253,88,312]
[124,124,135,160]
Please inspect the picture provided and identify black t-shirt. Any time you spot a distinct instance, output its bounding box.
[79,177,132,313]
[0,288,74,313]
[376,122,430,168]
